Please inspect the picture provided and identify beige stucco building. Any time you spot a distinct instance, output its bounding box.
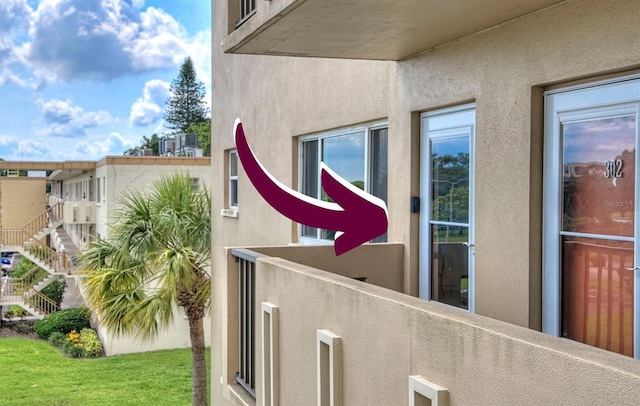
[211,0,640,405]
[0,157,212,355]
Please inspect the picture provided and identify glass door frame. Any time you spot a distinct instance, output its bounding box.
[419,103,476,312]
[543,75,640,358]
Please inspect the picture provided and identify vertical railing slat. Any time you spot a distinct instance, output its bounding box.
[233,252,257,398]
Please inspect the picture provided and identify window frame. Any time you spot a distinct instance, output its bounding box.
[420,103,476,313]
[542,75,640,358]
[298,121,388,245]
[229,149,239,210]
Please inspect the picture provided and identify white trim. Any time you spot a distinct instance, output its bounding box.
[420,104,476,312]
[229,149,239,209]
[261,302,279,406]
[408,375,448,406]
[298,121,388,243]
[543,75,640,358]
[317,329,342,406]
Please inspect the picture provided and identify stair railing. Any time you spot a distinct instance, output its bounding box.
[22,285,58,315]
[15,265,48,288]
[23,238,65,274]
[21,201,64,239]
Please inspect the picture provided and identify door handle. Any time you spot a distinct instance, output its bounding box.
[462,242,474,248]
[625,266,640,271]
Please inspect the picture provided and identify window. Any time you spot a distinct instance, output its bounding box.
[229,150,239,209]
[96,178,101,202]
[420,104,475,311]
[300,123,388,242]
[543,76,640,358]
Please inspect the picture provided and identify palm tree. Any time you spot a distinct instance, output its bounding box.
[80,173,211,406]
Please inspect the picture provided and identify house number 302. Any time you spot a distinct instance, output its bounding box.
[604,159,623,178]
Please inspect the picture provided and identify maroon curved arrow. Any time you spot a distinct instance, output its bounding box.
[234,119,388,256]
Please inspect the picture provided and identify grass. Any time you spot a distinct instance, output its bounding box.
[0,338,210,406]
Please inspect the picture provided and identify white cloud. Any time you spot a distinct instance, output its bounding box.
[74,132,132,158]
[0,134,50,160]
[129,79,169,127]
[18,138,50,158]
[37,98,111,138]
[20,0,210,83]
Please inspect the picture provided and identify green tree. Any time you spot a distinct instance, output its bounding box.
[187,119,211,157]
[80,173,211,406]
[125,134,162,156]
[164,57,209,134]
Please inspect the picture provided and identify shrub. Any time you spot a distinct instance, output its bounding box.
[80,328,103,358]
[67,330,82,346]
[62,340,85,358]
[48,332,68,348]
[15,308,29,320]
[33,308,91,340]
[16,323,31,335]
[11,258,36,278]
[3,310,14,321]
[41,279,67,311]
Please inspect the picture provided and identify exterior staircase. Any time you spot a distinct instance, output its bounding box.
[0,202,68,275]
[0,202,72,318]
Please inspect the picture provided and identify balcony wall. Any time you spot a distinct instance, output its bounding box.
[243,255,640,405]
[251,243,404,292]
[256,258,640,405]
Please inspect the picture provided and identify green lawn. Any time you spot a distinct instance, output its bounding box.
[0,338,210,406]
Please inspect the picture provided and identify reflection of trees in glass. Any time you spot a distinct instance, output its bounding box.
[563,148,635,236]
[320,180,365,240]
[432,152,469,242]
[432,153,469,218]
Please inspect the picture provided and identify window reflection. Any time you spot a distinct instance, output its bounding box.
[562,116,636,237]
[562,236,634,356]
[431,225,469,309]
[431,137,469,224]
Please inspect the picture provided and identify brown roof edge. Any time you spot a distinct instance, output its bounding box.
[0,161,96,171]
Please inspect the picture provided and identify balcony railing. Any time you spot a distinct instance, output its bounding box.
[231,248,267,398]
[235,0,256,28]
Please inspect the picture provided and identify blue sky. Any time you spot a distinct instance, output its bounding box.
[0,0,211,161]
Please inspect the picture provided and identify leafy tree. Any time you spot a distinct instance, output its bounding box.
[41,278,67,311]
[124,133,162,156]
[164,57,209,134]
[187,119,211,157]
[80,173,211,406]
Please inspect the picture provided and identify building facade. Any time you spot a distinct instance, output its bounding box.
[1,157,212,355]
[212,0,640,405]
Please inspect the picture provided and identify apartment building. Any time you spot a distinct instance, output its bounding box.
[211,0,640,405]
[0,156,212,355]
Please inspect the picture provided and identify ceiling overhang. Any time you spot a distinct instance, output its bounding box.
[224,0,565,60]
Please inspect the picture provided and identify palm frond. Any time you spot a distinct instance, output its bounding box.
[79,172,211,342]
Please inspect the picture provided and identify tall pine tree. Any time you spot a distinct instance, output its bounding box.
[164,57,209,134]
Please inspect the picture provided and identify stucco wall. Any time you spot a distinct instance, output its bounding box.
[0,178,46,230]
[252,244,404,293]
[252,257,640,406]
[64,161,213,355]
[212,0,640,404]
[96,308,212,356]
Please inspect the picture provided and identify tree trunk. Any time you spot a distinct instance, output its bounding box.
[188,315,208,406]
